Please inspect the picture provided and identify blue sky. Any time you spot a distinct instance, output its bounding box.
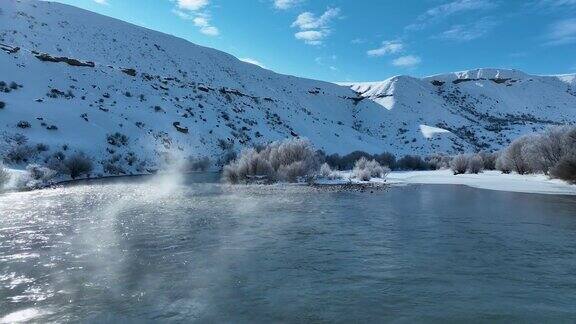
[53,0,576,82]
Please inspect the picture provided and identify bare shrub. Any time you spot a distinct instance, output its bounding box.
[427,153,451,170]
[467,154,484,174]
[12,133,28,145]
[450,154,469,175]
[46,152,66,174]
[374,152,396,169]
[106,132,129,147]
[186,156,210,172]
[325,151,396,170]
[125,152,138,166]
[550,152,576,184]
[5,145,36,164]
[35,143,50,152]
[396,155,431,170]
[103,162,125,175]
[64,153,93,179]
[352,157,389,181]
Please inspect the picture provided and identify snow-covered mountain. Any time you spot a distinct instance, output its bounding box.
[1,0,575,174]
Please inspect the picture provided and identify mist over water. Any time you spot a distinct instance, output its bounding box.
[1,174,576,322]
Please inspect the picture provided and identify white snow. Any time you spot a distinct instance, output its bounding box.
[419,125,451,139]
[386,170,576,195]
[321,170,576,195]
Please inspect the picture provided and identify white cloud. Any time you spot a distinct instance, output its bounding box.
[408,0,496,30]
[392,55,421,68]
[240,58,266,68]
[292,8,340,30]
[177,0,209,11]
[295,30,326,45]
[273,0,302,10]
[291,7,340,45]
[367,40,404,57]
[545,18,576,45]
[171,0,219,37]
[93,0,109,5]
[199,25,219,36]
[437,17,498,42]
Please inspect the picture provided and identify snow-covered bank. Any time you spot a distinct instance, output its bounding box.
[318,170,576,195]
[386,170,576,196]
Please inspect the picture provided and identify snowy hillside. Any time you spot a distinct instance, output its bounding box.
[1,0,575,176]
[349,68,576,153]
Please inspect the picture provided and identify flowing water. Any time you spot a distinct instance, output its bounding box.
[1,173,576,323]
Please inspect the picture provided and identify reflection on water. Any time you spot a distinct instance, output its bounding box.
[1,174,576,322]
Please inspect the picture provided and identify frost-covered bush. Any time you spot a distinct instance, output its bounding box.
[450,154,469,175]
[318,162,339,180]
[26,164,56,182]
[64,153,93,179]
[222,138,320,184]
[0,163,10,189]
[467,154,484,174]
[501,135,533,175]
[494,126,576,182]
[479,151,497,170]
[450,154,484,175]
[352,157,389,181]
[22,164,56,188]
[495,151,512,174]
[222,148,275,184]
[427,153,451,170]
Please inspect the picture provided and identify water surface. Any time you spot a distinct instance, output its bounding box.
[1,174,576,322]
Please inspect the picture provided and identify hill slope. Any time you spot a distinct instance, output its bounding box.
[1,0,575,175]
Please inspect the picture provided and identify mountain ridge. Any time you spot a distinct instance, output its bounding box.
[1,0,575,175]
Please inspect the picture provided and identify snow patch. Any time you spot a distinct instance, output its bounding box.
[419,125,450,139]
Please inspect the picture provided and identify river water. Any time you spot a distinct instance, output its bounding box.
[1,174,575,322]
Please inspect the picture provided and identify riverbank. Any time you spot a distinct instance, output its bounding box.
[327,170,576,196]
[3,167,575,196]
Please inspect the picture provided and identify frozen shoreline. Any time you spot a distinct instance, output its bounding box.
[327,170,576,196]
[3,168,575,196]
